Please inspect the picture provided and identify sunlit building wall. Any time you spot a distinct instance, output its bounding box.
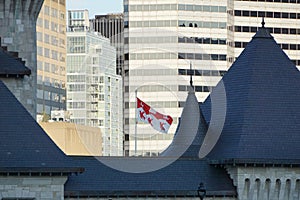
[36,0,67,118]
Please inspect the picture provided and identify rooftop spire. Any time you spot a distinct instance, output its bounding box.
[261,17,265,28]
[190,62,193,88]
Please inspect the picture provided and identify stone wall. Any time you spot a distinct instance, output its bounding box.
[0,0,44,118]
[0,176,67,200]
[227,166,300,200]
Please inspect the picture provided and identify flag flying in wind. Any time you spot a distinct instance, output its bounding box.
[136,98,173,133]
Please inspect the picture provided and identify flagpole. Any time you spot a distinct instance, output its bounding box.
[135,88,137,156]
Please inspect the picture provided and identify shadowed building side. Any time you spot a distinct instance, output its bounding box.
[0,0,44,118]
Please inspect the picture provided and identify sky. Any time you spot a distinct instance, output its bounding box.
[67,0,123,17]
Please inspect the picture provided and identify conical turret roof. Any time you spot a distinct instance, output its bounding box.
[201,26,300,164]
[161,88,207,158]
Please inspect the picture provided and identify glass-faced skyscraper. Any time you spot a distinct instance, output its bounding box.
[67,11,123,156]
[123,0,300,156]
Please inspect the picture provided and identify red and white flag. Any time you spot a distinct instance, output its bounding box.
[136,98,173,133]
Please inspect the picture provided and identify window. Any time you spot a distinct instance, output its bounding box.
[44,19,49,29]
[37,32,43,42]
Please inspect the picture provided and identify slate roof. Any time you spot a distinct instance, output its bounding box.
[65,156,236,198]
[0,48,31,77]
[201,26,300,164]
[65,88,235,197]
[161,88,208,158]
[0,80,82,173]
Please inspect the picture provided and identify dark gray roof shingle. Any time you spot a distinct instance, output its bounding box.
[201,27,300,163]
[65,156,236,197]
[0,80,82,173]
[0,48,31,77]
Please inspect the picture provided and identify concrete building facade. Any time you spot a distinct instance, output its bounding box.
[124,0,300,156]
[124,0,228,156]
[36,0,67,118]
[66,23,123,156]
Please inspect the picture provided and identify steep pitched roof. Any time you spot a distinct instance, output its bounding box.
[0,48,31,77]
[0,80,82,173]
[160,88,207,158]
[65,156,236,198]
[201,26,300,164]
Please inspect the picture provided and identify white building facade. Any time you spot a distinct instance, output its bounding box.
[66,29,123,156]
[124,0,228,156]
[124,0,300,156]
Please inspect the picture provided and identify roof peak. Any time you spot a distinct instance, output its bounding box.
[253,18,273,39]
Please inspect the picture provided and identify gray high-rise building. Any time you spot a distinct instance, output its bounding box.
[90,13,124,76]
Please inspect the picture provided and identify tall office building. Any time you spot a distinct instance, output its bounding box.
[90,14,124,76]
[66,14,123,156]
[124,0,300,156]
[36,0,67,119]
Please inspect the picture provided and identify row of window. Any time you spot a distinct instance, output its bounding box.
[51,0,65,5]
[126,20,227,29]
[128,53,177,60]
[234,41,300,51]
[129,69,177,76]
[125,36,177,44]
[69,11,85,20]
[178,53,227,61]
[178,4,226,13]
[178,37,226,45]
[178,21,226,29]
[128,20,177,28]
[37,32,65,48]
[178,85,214,93]
[127,85,177,93]
[37,47,64,61]
[37,18,65,34]
[234,0,300,3]
[125,36,227,45]
[232,26,300,35]
[124,4,226,13]
[37,61,65,76]
[234,10,300,19]
[178,69,227,77]
[67,37,86,53]
[37,76,65,89]
[126,52,227,61]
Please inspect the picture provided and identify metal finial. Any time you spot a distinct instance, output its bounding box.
[261,17,265,28]
[190,62,193,88]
